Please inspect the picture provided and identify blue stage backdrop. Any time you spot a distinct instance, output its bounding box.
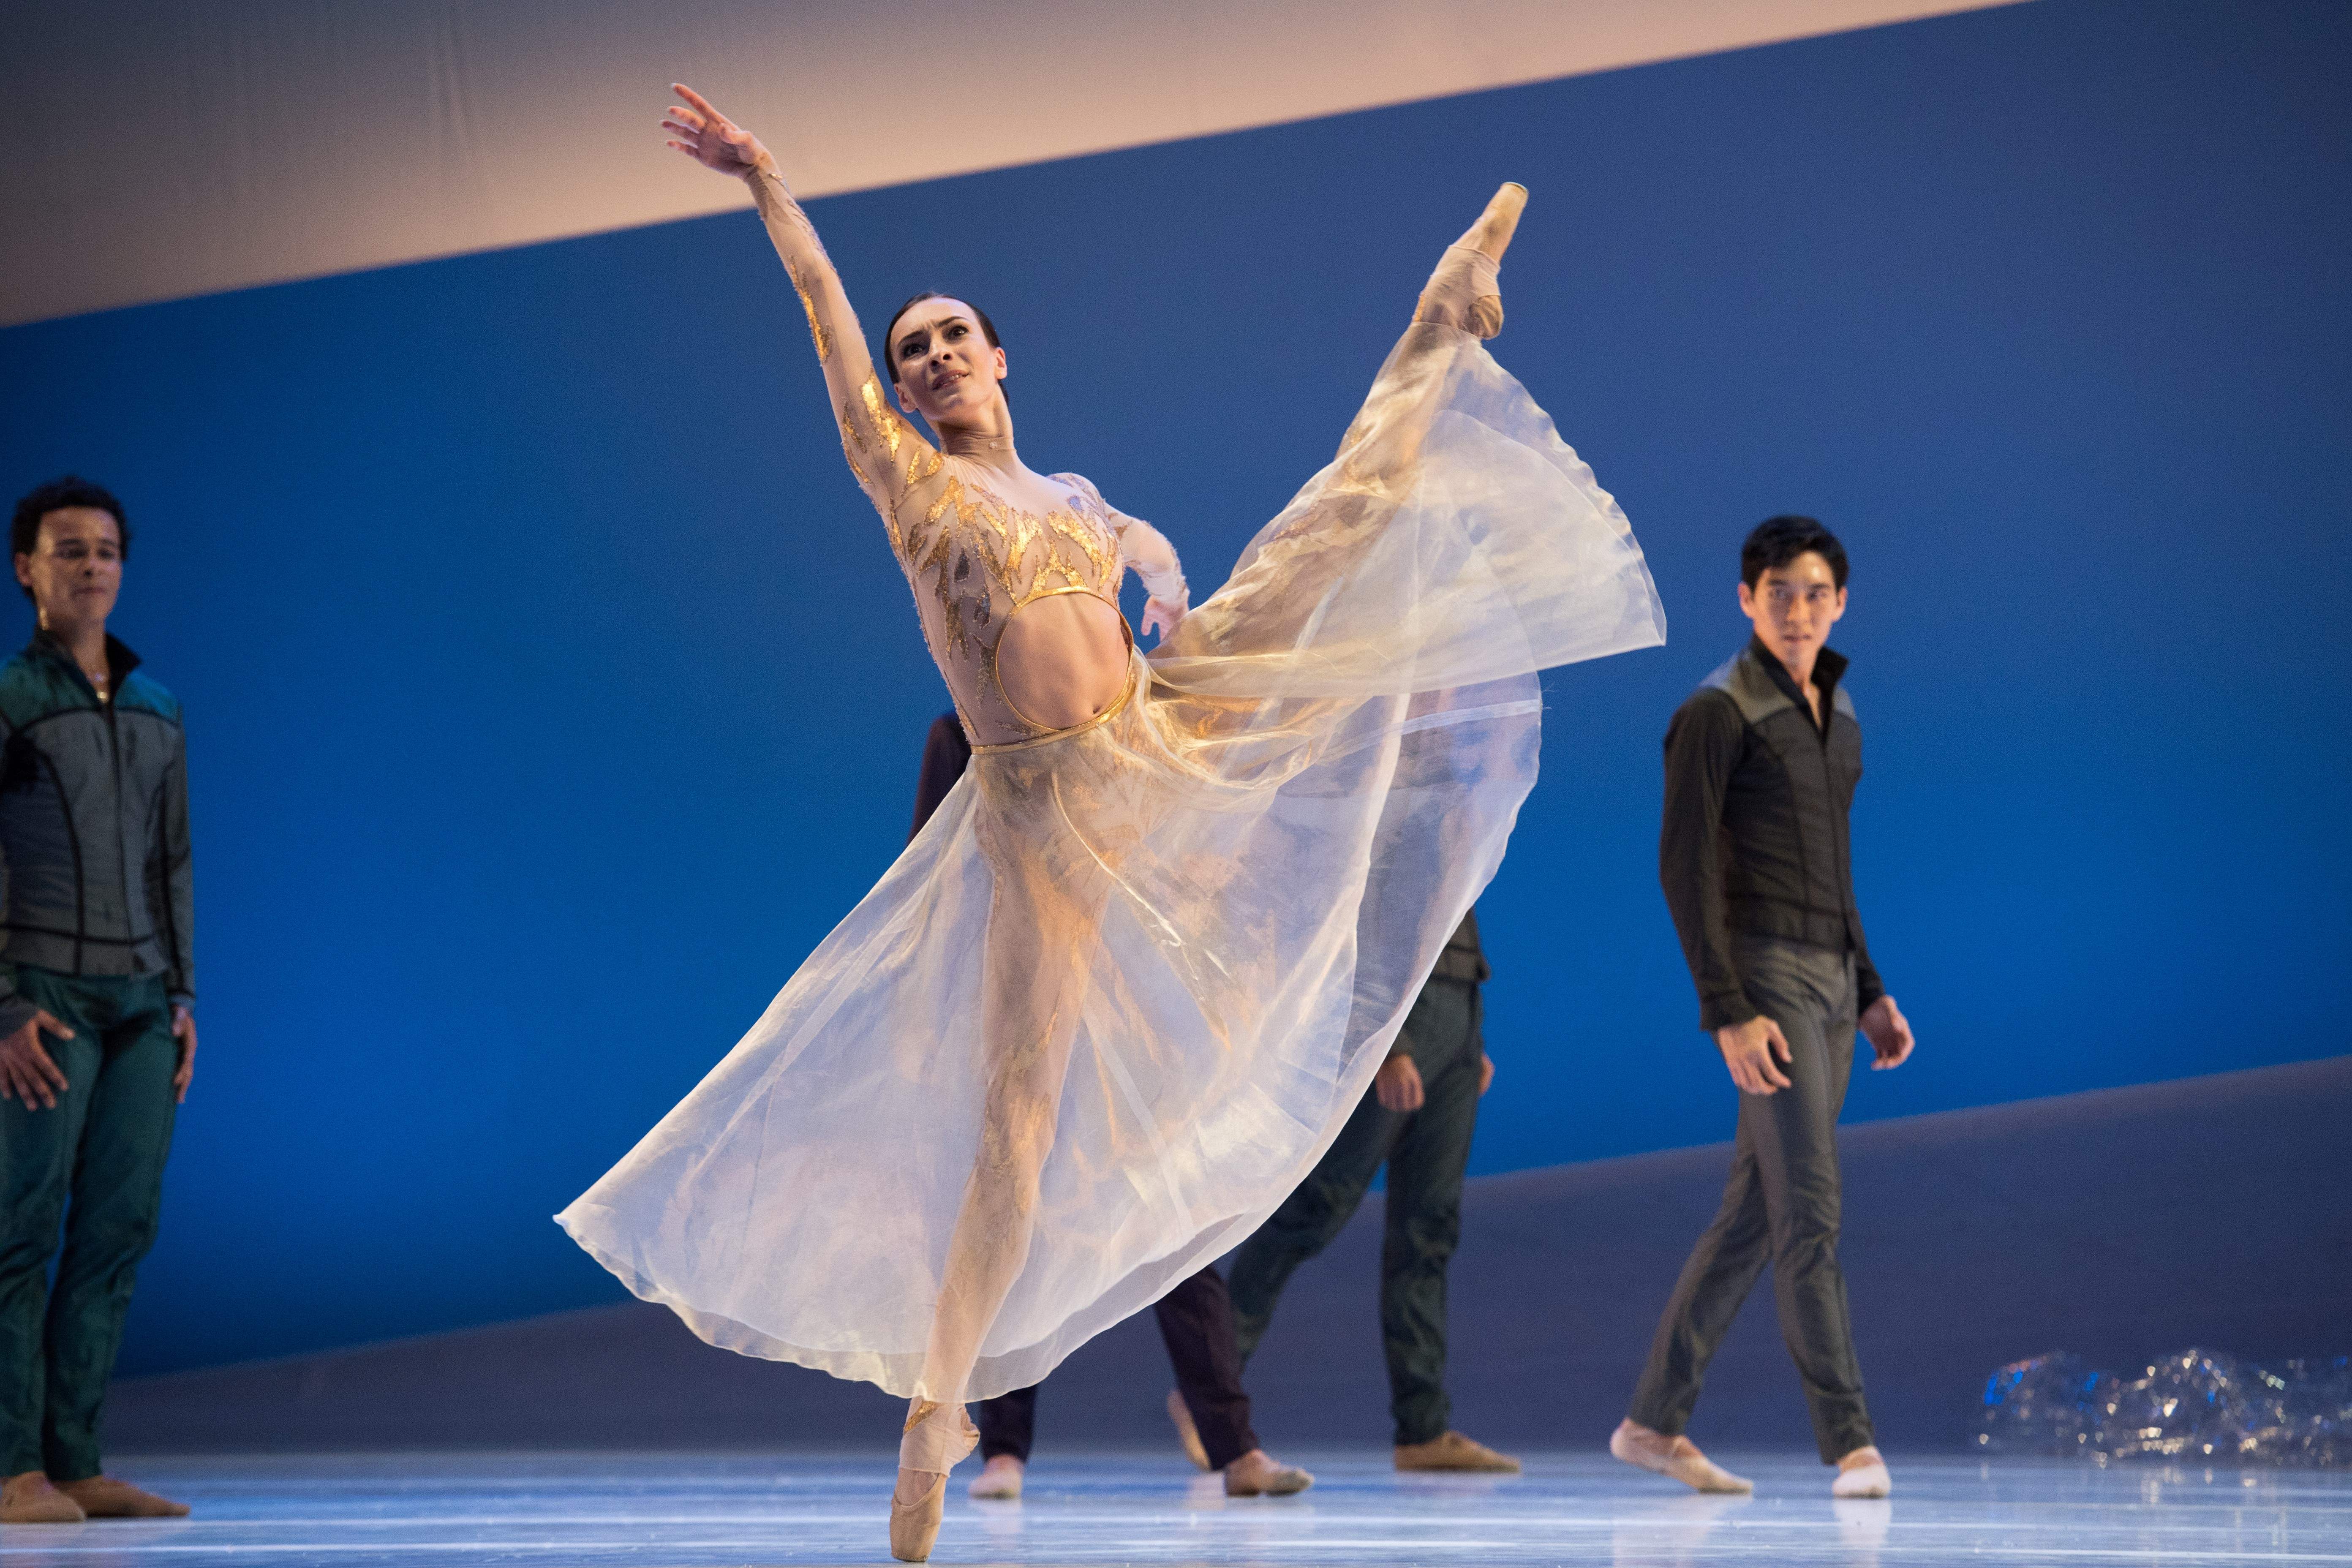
[1,0,2346,1374]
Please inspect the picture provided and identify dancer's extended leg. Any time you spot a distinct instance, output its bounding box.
[893,791,1116,1560]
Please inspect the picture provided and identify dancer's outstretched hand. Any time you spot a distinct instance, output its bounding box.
[1860,996,1914,1070]
[662,84,771,177]
[1714,1015,1794,1096]
[1140,592,1188,640]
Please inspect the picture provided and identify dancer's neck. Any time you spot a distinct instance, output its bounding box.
[936,406,1023,476]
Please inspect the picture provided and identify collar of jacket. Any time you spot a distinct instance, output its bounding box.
[1745,633,1846,711]
[28,627,142,697]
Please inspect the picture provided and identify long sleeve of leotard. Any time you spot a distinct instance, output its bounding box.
[1115,512,1186,604]
[1056,474,1187,606]
[742,162,945,547]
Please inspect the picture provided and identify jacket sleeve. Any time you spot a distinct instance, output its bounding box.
[1850,915,1885,1016]
[1660,692,1754,1034]
[0,715,27,1039]
[145,734,196,1012]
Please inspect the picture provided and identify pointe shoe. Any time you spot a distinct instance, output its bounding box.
[1166,1389,1212,1471]
[890,1397,977,1560]
[1413,182,1527,338]
[966,1454,1024,1500]
[54,1475,190,1518]
[1459,181,1527,263]
[0,1471,85,1524]
[1610,1418,1753,1494]
[890,1467,946,1561]
[1223,1448,1314,1497]
[1832,1446,1892,1498]
[1395,1430,1522,1473]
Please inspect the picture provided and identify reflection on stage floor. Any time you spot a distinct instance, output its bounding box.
[2,1450,2345,1565]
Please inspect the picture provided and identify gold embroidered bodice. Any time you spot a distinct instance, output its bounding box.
[745,166,1165,745]
[885,456,1132,736]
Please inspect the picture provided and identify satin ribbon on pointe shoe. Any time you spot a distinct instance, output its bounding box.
[1414,182,1526,338]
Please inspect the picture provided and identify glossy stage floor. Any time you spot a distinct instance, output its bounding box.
[5,1451,2348,1566]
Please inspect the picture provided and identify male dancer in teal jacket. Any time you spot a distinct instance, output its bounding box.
[0,477,196,1524]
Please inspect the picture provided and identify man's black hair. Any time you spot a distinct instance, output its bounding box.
[11,476,130,604]
[1740,514,1847,590]
[881,292,1004,389]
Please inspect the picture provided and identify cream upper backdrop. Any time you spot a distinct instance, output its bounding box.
[0,0,2024,327]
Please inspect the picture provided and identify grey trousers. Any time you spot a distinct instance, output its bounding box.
[1628,935,1874,1463]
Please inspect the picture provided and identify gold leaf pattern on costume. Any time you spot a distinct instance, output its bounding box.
[1047,509,1116,585]
[785,260,832,364]
[892,468,1125,712]
[859,375,905,461]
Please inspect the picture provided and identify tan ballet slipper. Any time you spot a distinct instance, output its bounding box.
[1414,182,1527,338]
[1832,1445,1892,1498]
[1222,1448,1314,1497]
[1395,1429,1522,1473]
[0,1471,84,1524]
[1610,1418,1753,1493]
[54,1475,189,1517]
[967,1454,1024,1500]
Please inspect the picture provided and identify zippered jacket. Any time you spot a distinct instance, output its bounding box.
[0,632,192,1037]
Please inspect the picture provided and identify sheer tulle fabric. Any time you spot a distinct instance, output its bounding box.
[557,322,1664,1402]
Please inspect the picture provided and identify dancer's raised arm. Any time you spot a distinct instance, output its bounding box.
[662,85,942,526]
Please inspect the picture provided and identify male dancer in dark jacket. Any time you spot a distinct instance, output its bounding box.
[1611,515,1915,1500]
[907,713,1312,1502]
[0,478,195,1524]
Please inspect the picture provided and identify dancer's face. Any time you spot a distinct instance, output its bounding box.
[890,299,1007,428]
[1738,551,1846,677]
[15,507,123,632]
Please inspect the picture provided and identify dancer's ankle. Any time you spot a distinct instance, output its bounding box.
[898,1396,979,1476]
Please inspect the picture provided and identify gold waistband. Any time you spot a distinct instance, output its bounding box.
[972,654,1142,755]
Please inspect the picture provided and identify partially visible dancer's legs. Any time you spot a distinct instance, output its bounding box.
[1230,977,1516,1473]
[1154,1268,1311,1496]
[1380,983,1513,1471]
[0,970,188,1524]
[964,1266,1312,1500]
[1621,936,1871,1489]
[967,1386,1034,1499]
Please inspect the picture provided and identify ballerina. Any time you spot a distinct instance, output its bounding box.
[558,82,1665,1562]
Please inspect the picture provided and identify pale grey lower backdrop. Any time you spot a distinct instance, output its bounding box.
[109,1057,2350,1456]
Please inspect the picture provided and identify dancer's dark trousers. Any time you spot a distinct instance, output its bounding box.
[1228,976,1482,1448]
[1629,934,1874,1463]
[0,967,178,1480]
[974,1266,1260,1468]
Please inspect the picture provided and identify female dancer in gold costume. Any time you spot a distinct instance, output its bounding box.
[560,83,1665,1561]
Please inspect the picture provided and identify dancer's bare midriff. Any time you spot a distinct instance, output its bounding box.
[990,591,1131,738]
